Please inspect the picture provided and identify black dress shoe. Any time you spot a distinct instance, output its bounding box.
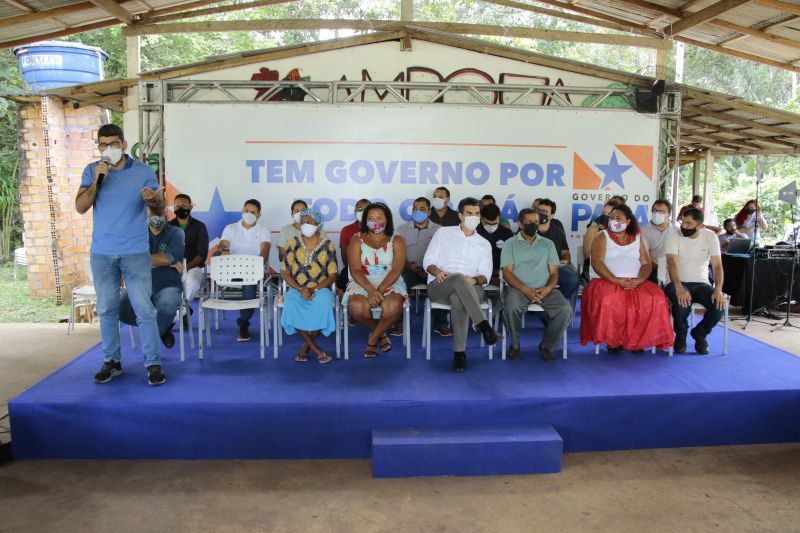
[160,331,175,349]
[474,320,501,346]
[607,345,623,355]
[674,335,687,354]
[182,305,193,328]
[691,327,709,355]
[453,351,467,372]
[509,347,523,361]
[539,344,556,361]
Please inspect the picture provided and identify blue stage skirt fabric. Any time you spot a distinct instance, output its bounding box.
[280,287,336,336]
[580,278,674,350]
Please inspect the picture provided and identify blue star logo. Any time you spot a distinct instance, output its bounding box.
[189,187,242,243]
[595,151,631,190]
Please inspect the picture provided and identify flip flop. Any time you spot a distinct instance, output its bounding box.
[317,352,333,364]
[364,342,378,358]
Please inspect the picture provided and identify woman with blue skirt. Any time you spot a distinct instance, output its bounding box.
[281,208,338,363]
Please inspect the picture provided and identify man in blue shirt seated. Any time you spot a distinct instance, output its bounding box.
[119,206,185,357]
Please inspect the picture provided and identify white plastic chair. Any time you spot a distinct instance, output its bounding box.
[421,290,493,361]
[498,274,568,361]
[67,259,97,333]
[657,257,729,356]
[273,279,341,360]
[198,255,267,359]
[341,296,411,360]
[13,246,27,280]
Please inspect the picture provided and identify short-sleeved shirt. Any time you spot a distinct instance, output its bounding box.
[221,220,271,255]
[339,221,361,253]
[277,223,327,249]
[80,155,159,255]
[430,207,461,227]
[537,224,569,256]
[150,224,185,291]
[169,216,208,267]
[665,228,720,284]
[396,220,440,265]
[281,237,338,289]
[476,224,515,271]
[500,233,559,289]
[641,222,679,262]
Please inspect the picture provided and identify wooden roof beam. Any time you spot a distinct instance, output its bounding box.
[89,0,133,25]
[123,19,672,49]
[667,0,751,35]
[682,116,800,148]
[675,35,800,73]
[754,0,800,16]
[683,104,800,138]
[3,0,32,12]
[142,0,298,25]
[481,0,660,36]
[0,2,96,29]
[0,19,115,49]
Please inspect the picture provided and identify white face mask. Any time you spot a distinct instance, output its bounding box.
[242,212,257,226]
[482,223,498,234]
[300,223,318,237]
[463,215,481,231]
[431,197,446,210]
[102,147,124,165]
[292,212,302,224]
[608,220,628,233]
[355,209,365,222]
[651,212,667,225]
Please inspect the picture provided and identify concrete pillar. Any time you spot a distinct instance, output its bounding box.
[703,151,715,215]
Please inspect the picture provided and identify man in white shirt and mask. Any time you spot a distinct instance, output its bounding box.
[423,197,501,372]
[641,199,679,282]
[219,199,271,342]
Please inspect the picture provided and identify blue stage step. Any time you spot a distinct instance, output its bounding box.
[371,424,563,478]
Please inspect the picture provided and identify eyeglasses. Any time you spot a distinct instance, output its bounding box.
[98,141,122,150]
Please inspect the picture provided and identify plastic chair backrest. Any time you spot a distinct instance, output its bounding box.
[210,254,264,286]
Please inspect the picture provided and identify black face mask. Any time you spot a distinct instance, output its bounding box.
[597,214,610,227]
[726,229,734,235]
[746,208,756,214]
[174,207,191,219]
[681,227,697,237]
[523,223,538,237]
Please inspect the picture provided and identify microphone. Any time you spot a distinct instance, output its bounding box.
[93,154,113,207]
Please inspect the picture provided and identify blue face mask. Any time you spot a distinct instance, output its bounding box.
[412,210,429,224]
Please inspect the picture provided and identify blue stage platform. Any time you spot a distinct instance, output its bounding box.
[9,313,800,461]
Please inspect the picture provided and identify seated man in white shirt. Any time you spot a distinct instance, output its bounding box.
[218,198,271,342]
[664,208,725,355]
[423,197,501,372]
[641,199,679,282]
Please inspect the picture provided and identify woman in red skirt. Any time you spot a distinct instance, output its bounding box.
[580,204,674,354]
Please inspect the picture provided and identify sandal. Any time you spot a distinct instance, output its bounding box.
[317,352,333,364]
[295,344,310,362]
[379,334,392,353]
[364,342,378,358]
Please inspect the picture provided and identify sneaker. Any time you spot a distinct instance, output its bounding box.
[160,331,175,349]
[147,365,166,386]
[237,326,251,342]
[390,323,404,337]
[691,327,709,355]
[433,326,453,337]
[94,360,122,383]
[674,335,687,354]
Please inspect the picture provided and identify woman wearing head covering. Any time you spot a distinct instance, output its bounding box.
[280,208,338,363]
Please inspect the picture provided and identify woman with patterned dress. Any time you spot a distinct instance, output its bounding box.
[343,202,408,358]
[281,208,338,363]
[580,204,674,353]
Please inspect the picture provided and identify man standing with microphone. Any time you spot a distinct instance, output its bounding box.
[75,124,167,386]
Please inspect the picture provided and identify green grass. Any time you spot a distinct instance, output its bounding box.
[0,263,71,323]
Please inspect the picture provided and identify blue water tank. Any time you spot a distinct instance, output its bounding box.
[13,41,108,92]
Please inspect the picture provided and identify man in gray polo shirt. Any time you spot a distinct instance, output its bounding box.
[501,208,572,361]
[393,197,448,337]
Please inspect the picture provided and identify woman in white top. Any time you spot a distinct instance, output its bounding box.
[734,199,767,244]
[580,205,674,354]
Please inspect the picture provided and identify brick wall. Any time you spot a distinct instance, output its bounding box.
[17,98,103,303]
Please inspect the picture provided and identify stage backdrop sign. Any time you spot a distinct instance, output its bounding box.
[164,103,659,269]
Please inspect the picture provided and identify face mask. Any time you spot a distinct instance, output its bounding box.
[174,207,191,219]
[596,214,610,227]
[462,215,480,231]
[681,227,697,237]
[366,220,386,234]
[538,213,549,224]
[608,220,628,233]
[651,212,667,225]
[523,223,538,237]
[726,228,734,235]
[242,212,257,225]
[300,223,318,237]
[412,210,429,224]
[482,223,498,234]
[431,197,446,210]
[746,208,756,214]
[148,215,166,229]
[102,147,123,165]
[292,212,302,224]
[355,209,365,222]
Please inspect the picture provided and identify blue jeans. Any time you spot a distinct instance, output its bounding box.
[557,265,579,301]
[91,253,161,367]
[236,284,258,328]
[119,285,182,337]
[664,282,724,339]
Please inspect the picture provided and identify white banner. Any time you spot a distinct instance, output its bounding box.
[164,103,659,268]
